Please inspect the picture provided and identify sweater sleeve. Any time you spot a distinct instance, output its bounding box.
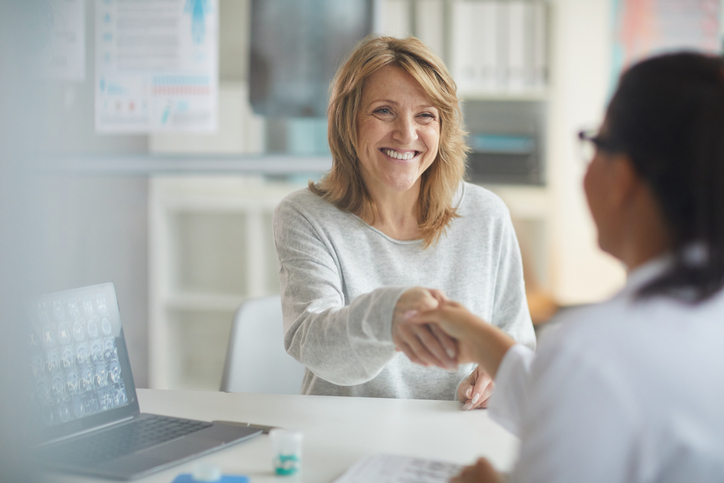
[273,196,405,386]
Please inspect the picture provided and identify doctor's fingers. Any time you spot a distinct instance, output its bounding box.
[396,323,455,369]
[429,323,458,361]
[451,458,500,483]
[396,342,427,367]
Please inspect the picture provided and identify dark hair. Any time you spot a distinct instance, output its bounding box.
[605,52,724,302]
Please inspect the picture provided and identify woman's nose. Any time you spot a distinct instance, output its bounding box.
[392,115,418,144]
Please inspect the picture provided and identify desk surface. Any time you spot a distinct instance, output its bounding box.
[50,389,519,483]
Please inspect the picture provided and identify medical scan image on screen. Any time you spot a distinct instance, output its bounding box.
[27,286,129,429]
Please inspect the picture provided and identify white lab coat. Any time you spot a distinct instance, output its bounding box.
[489,257,724,482]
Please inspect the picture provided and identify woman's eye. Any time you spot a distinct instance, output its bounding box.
[418,112,437,122]
[374,108,392,115]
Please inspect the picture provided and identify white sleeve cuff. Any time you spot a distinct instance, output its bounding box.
[488,343,534,436]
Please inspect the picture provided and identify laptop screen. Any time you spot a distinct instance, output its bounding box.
[27,283,140,443]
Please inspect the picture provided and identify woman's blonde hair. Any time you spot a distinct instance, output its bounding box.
[309,35,468,247]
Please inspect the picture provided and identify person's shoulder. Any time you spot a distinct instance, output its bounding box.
[275,187,338,219]
[535,298,629,360]
[457,182,510,218]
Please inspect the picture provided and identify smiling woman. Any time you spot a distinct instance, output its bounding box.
[354,64,441,239]
[272,36,536,404]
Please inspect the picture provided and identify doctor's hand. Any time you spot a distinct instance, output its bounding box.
[392,287,458,370]
[450,458,502,483]
[458,365,494,411]
[407,300,516,381]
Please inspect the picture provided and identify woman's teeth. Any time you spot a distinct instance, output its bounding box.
[384,149,416,160]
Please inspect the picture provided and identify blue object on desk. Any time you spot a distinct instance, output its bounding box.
[171,475,249,483]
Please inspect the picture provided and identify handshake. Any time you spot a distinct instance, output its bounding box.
[391,287,512,411]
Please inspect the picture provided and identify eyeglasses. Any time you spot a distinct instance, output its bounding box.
[577,129,621,164]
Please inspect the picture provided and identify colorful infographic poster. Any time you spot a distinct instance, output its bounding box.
[95,0,218,133]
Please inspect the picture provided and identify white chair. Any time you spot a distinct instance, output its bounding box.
[220,295,306,394]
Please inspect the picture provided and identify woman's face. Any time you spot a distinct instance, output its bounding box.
[355,65,441,199]
[583,122,622,256]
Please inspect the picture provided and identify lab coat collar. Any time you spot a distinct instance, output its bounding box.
[621,254,673,297]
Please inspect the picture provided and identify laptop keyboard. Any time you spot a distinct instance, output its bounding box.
[40,415,213,467]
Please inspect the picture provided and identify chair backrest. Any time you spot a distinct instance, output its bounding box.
[220,295,306,394]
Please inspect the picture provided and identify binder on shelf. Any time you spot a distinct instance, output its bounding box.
[531,2,548,89]
[475,1,499,90]
[504,1,527,90]
[451,0,477,92]
[448,0,548,96]
[416,0,445,60]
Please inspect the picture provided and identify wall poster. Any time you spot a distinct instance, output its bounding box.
[95,0,218,133]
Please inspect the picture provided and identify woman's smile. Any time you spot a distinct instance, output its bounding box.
[380,148,421,162]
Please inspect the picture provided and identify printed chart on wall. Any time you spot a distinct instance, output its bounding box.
[95,0,218,133]
[32,0,86,81]
[611,0,721,87]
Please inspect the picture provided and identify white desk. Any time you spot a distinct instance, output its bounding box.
[51,389,519,482]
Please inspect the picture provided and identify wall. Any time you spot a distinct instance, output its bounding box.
[547,0,626,304]
[38,0,151,386]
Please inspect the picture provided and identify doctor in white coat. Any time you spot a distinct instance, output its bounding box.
[410,51,724,482]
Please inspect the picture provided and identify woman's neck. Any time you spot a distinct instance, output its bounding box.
[619,184,672,272]
[365,185,422,241]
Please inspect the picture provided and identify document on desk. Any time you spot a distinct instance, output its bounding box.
[334,453,463,483]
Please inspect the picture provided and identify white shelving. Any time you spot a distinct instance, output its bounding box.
[148,176,303,390]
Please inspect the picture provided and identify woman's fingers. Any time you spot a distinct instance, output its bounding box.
[470,370,493,409]
[429,323,457,360]
[428,288,449,303]
[399,323,455,369]
[459,366,494,410]
[458,379,474,404]
[414,323,457,368]
[392,287,459,368]
[396,341,426,366]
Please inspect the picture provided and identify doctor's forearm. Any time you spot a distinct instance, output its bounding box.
[468,320,516,379]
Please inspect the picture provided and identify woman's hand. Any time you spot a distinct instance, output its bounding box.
[392,287,458,369]
[450,458,502,483]
[408,299,516,379]
[458,365,495,411]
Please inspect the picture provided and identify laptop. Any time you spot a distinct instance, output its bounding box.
[26,282,261,480]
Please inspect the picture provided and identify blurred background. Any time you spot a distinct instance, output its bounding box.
[2,2,723,450]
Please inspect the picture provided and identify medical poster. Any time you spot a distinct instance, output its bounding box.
[95,0,218,133]
[33,0,86,81]
[611,0,720,85]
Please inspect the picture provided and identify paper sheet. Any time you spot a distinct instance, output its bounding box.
[95,0,218,133]
[33,0,86,81]
[334,453,463,483]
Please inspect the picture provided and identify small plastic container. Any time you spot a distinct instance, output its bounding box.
[269,429,303,476]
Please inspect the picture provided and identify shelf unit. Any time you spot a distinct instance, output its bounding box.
[148,176,305,390]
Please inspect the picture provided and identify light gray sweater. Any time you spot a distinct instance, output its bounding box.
[273,182,536,400]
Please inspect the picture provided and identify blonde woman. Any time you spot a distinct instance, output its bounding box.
[273,36,535,403]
